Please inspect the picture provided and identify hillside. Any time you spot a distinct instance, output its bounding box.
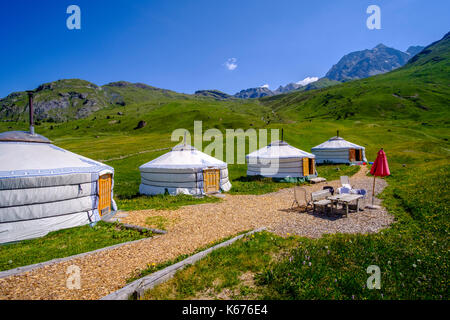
[194,90,235,100]
[102,81,189,105]
[294,78,341,92]
[262,32,450,122]
[0,79,111,122]
[0,79,190,122]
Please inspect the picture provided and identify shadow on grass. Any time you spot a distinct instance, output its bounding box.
[233,175,274,183]
[116,192,219,211]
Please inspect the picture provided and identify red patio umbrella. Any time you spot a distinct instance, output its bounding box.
[368,148,390,208]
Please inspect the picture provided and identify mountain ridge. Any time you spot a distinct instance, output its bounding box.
[260,32,449,122]
[325,43,424,82]
[0,38,436,121]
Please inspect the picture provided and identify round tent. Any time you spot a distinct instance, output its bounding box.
[246,140,317,181]
[139,144,231,196]
[0,131,117,244]
[311,136,367,164]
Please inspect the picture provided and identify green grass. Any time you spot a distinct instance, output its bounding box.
[0,222,153,271]
[255,160,449,300]
[142,231,298,300]
[145,216,170,230]
[117,193,220,211]
[126,231,252,284]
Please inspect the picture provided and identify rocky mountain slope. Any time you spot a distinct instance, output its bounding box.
[406,45,425,57]
[0,79,188,122]
[0,79,110,122]
[273,82,303,94]
[325,43,424,82]
[194,90,235,100]
[234,77,341,99]
[234,86,274,99]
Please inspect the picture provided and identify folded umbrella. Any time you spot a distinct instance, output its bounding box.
[368,148,390,208]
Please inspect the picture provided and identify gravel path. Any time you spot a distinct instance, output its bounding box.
[0,166,393,300]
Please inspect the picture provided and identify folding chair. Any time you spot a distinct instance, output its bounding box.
[291,187,312,212]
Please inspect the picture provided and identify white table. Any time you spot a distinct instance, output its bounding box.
[328,194,363,216]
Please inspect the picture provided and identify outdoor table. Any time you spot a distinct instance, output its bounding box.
[328,194,363,216]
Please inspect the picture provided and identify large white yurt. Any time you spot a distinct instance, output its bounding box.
[311,133,367,164]
[0,131,117,243]
[139,144,231,196]
[246,140,317,181]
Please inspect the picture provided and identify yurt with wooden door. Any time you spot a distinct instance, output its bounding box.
[139,144,231,196]
[246,140,317,181]
[0,131,117,244]
[311,133,367,164]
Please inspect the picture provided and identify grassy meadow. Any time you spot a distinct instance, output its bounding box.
[0,222,153,271]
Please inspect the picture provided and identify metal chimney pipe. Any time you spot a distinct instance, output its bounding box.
[27,91,35,135]
[281,128,284,141]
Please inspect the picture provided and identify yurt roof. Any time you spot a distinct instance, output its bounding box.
[311,136,365,150]
[0,131,112,179]
[140,144,227,170]
[0,130,51,143]
[246,140,315,160]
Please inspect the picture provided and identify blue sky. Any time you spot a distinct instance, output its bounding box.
[1,0,449,97]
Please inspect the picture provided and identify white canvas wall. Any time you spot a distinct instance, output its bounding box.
[0,136,116,243]
[246,141,315,178]
[139,145,231,196]
[311,136,367,164]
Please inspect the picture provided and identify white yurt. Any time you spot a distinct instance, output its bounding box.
[246,140,317,181]
[139,144,231,196]
[0,131,117,243]
[311,132,367,164]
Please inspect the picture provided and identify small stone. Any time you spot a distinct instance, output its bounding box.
[134,120,147,130]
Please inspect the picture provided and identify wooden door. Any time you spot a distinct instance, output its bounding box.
[203,169,220,194]
[302,158,309,177]
[349,149,356,162]
[98,174,112,216]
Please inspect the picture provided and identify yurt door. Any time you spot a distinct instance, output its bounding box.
[349,149,356,162]
[302,158,309,177]
[308,158,315,175]
[355,149,362,161]
[98,174,112,216]
[203,169,220,194]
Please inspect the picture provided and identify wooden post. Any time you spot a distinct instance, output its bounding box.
[27,91,35,135]
[372,175,376,206]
